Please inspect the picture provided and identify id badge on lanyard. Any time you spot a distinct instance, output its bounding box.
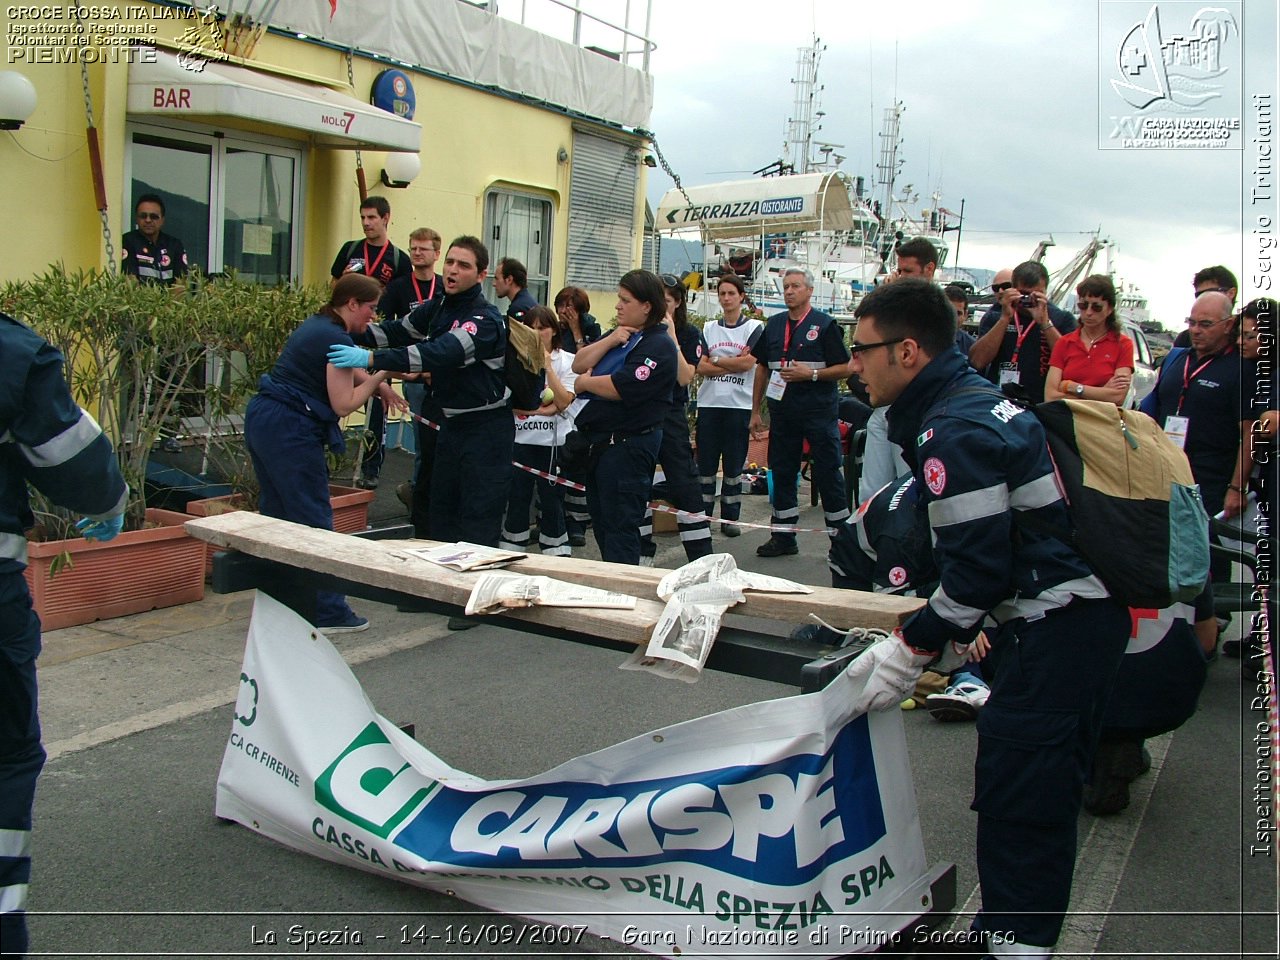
[1163,415,1189,450]
[766,370,787,400]
[998,362,1020,386]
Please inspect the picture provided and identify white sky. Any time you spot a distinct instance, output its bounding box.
[527,0,1278,329]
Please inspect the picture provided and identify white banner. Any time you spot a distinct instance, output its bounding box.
[216,594,938,958]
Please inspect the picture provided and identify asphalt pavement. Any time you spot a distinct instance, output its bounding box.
[27,446,1279,959]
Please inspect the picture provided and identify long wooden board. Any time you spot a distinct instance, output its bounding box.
[183,513,922,639]
[378,539,922,632]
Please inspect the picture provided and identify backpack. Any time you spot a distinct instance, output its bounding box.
[933,386,1209,608]
[504,315,546,410]
[1030,398,1209,608]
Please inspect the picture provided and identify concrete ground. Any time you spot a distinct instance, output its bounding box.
[28,446,1279,958]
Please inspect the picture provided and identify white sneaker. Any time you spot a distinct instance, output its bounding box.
[925,679,989,722]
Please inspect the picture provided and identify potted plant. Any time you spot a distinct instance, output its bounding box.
[1,266,217,628]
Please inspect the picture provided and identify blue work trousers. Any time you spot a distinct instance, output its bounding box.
[243,395,355,627]
[696,406,751,524]
[641,405,712,562]
[973,597,1130,950]
[360,396,385,481]
[429,409,514,547]
[503,443,569,555]
[0,572,43,958]
[766,397,849,544]
[586,430,662,564]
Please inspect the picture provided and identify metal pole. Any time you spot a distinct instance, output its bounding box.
[952,198,965,275]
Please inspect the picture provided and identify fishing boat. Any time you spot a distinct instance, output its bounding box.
[655,39,960,319]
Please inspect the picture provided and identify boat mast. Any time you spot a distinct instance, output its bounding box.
[783,39,825,175]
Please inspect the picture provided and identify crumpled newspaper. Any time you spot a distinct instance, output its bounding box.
[622,553,807,683]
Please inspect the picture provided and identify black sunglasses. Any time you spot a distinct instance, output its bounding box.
[660,273,681,287]
[850,337,905,354]
[992,282,1014,293]
[137,212,162,220]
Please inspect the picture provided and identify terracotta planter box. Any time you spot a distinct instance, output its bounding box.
[24,508,206,632]
[185,484,374,574]
[747,433,770,470]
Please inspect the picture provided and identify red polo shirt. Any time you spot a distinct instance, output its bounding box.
[1048,328,1134,386]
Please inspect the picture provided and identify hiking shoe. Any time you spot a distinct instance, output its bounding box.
[756,537,798,557]
[568,532,587,547]
[317,613,370,634]
[396,482,414,510]
[925,679,990,722]
[356,476,379,490]
[447,615,477,631]
[720,522,742,538]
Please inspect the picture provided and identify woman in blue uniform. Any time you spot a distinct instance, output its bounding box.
[638,275,712,563]
[244,274,406,632]
[571,270,677,564]
[553,286,602,544]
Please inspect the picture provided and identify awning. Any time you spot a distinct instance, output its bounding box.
[655,172,856,240]
[128,50,421,152]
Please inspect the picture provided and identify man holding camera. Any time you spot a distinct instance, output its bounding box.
[970,260,1076,401]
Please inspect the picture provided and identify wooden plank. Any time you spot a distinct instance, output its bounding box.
[184,510,920,632]
[375,539,921,631]
[183,513,663,645]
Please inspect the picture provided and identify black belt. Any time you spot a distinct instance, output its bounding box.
[585,425,657,445]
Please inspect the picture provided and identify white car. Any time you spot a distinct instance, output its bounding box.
[1122,321,1157,409]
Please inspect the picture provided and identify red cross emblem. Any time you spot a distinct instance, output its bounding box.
[923,457,947,495]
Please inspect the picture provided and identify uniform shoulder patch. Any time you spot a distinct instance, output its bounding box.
[806,327,819,341]
[923,457,947,495]
[635,365,651,381]
[917,428,933,446]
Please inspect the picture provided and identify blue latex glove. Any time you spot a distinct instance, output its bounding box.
[327,344,372,369]
[76,513,124,542]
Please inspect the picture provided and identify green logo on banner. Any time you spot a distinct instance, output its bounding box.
[315,722,438,839]
[235,673,258,727]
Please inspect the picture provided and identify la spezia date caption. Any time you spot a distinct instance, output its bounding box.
[245,919,1006,952]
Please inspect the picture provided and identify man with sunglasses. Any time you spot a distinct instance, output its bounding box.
[121,194,188,285]
[969,261,1076,401]
[845,278,1127,959]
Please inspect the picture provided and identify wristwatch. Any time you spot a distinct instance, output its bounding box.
[1074,383,1085,397]
[811,369,818,382]
[710,355,721,367]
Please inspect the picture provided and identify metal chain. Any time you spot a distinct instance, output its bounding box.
[639,127,693,208]
[347,50,364,175]
[75,9,115,271]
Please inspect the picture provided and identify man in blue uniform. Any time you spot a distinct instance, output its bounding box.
[1,313,128,958]
[969,260,1075,401]
[331,195,412,490]
[846,279,1129,959]
[376,227,445,532]
[328,236,513,560]
[493,258,539,324]
[120,194,188,285]
[749,267,851,557]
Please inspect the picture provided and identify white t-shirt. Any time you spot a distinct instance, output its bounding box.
[513,349,578,447]
[697,316,763,409]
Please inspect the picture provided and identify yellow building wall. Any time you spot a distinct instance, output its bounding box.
[0,4,648,317]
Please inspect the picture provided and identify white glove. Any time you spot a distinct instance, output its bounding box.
[845,633,935,713]
[930,638,980,675]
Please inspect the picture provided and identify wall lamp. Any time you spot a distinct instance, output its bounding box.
[0,71,37,130]
[642,154,657,168]
[380,151,421,188]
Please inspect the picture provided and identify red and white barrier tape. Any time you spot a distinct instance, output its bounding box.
[406,410,835,536]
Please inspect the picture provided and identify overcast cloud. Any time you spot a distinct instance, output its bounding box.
[614,0,1278,328]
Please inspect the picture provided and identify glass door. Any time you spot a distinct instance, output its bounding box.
[129,132,214,274]
[221,146,297,284]
[484,189,554,305]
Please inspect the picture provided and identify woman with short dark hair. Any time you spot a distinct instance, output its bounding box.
[571,271,678,563]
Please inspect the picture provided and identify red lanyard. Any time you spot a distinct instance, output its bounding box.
[410,273,436,305]
[1176,350,1226,415]
[782,308,812,360]
[1008,315,1036,366]
[364,241,390,278]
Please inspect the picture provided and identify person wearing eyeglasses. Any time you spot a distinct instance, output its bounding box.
[1043,275,1134,405]
[1140,290,1251,524]
[1173,265,1239,349]
[748,267,852,557]
[969,260,1076,402]
[121,193,188,285]
[845,277,1127,960]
